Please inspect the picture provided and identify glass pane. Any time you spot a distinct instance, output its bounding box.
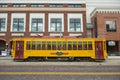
[52,42,56,50]
[42,41,46,50]
[31,23,37,32]
[19,23,24,31]
[38,23,43,32]
[0,18,5,31]
[76,23,81,28]
[76,28,81,32]
[36,41,41,50]
[47,42,51,50]
[88,42,92,50]
[26,41,30,50]
[68,41,72,50]
[50,23,55,31]
[73,42,77,50]
[63,42,66,50]
[78,42,82,50]
[57,42,61,50]
[76,19,80,23]
[32,42,36,50]
[83,42,87,50]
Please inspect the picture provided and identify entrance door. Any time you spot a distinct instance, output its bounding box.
[15,41,24,59]
[95,41,104,59]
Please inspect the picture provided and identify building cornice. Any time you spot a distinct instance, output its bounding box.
[90,8,120,17]
[0,7,86,12]
[0,0,85,4]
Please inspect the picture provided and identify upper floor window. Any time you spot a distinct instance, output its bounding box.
[13,4,26,7]
[50,18,62,32]
[0,18,6,32]
[68,4,81,8]
[30,4,44,7]
[69,18,81,32]
[0,4,8,7]
[12,18,24,32]
[49,4,63,8]
[106,20,116,32]
[31,18,43,32]
[68,13,83,32]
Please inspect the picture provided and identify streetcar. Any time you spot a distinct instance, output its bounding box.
[11,38,107,61]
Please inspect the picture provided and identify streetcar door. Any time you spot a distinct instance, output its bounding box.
[15,41,24,59]
[95,41,104,59]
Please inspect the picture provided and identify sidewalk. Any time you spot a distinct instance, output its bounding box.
[0,56,120,66]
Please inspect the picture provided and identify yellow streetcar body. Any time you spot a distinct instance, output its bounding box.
[11,38,107,61]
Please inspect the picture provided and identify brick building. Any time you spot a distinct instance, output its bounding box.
[0,0,86,54]
[91,8,120,56]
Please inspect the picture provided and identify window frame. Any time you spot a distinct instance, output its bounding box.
[69,18,81,32]
[50,18,62,32]
[12,18,24,32]
[0,18,6,32]
[68,13,83,32]
[106,20,117,32]
[31,18,43,32]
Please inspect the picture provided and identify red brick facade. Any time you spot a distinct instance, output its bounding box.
[0,3,86,51]
[91,8,120,55]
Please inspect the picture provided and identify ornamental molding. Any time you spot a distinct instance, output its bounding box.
[90,8,120,17]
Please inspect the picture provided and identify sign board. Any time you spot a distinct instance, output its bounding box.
[108,41,116,46]
[1,51,7,56]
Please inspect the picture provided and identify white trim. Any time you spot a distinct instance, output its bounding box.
[48,13,64,32]
[0,13,7,32]
[90,8,120,17]
[11,33,24,36]
[68,13,83,32]
[0,33,6,36]
[11,13,26,32]
[50,33,63,36]
[30,13,45,32]
[30,33,43,36]
[69,33,82,36]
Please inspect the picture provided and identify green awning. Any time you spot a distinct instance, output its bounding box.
[87,23,93,29]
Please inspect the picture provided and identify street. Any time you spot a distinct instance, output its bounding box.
[0,56,120,80]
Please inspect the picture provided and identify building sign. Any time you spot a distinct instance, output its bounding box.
[108,41,116,46]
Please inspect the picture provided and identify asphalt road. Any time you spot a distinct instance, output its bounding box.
[0,65,120,80]
[0,56,120,80]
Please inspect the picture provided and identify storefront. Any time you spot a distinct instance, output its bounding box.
[0,40,6,55]
[107,41,120,56]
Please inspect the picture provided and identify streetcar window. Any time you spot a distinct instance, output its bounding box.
[52,42,56,50]
[73,42,77,50]
[47,41,51,50]
[57,42,61,50]
[83,42,87,50]
[42,41,46,50]
[32,41,36,50]
[63,42,66,50]
[78,41,82,50]
[26,41,30,50]
[88,42,92,50]
[68,41,72,50]
[36,41,41,50]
